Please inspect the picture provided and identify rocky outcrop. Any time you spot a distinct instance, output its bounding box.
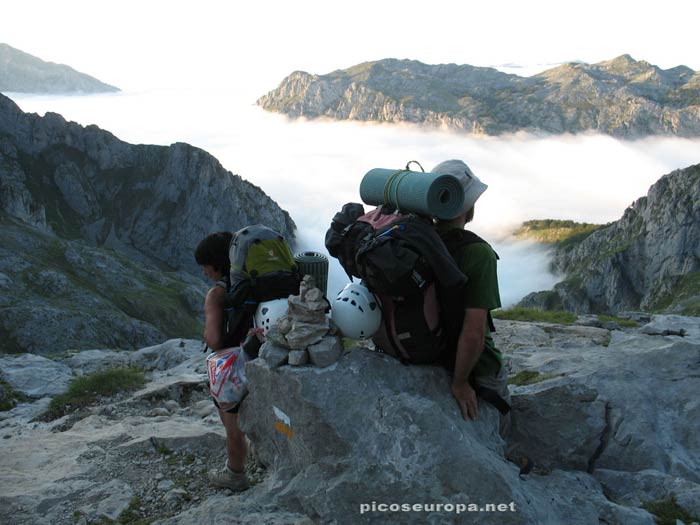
[0,93,296,353]
[258,56,700,138]
[520,163,700,315]
[0,93,296,275]
[0,43,119,94]
[2,315,700,524]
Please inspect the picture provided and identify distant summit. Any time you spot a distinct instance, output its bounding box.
[0,43,119,94]
[258,56,700,138]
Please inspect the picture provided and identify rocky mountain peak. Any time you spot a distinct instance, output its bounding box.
[259,56,700,137]
[519,163,700,315]
[0,43,119,94]
[0,93,296,353]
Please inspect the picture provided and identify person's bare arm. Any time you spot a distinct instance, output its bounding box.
[450,307,488,421]
[204,286,225,350]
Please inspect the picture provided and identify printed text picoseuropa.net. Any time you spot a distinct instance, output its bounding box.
[359,502,517,515]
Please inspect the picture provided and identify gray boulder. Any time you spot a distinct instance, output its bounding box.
[499,318,700,520]
[508,381,607,471]
[0,354,72,397]
[129,339,203,371]
[236,349,647,524]
[640,314,700,338]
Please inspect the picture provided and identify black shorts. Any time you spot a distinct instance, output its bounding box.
[212,397,240,414]
[212,392,247,414]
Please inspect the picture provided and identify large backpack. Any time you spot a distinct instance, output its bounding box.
[326,204,509,415]
[326,203,469,364]
[222,225,301,345]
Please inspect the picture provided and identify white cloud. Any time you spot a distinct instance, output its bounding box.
[10,89,700,306]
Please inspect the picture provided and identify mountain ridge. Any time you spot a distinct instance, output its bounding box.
[0,93,296,353]
[0,43,119,94]
[518,163,700,315]
[258,55,700,137]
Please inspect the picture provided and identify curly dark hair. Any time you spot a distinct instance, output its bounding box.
[194,231,233,277]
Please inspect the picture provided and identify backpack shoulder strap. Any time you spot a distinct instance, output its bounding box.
[439,228,497,333]
[441,229,489,254]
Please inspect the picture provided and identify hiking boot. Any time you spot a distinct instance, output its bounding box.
[208,464,249,492]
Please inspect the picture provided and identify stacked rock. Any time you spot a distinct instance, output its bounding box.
[258,276,343,368]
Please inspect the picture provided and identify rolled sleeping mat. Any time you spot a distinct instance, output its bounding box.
[359,168,468,220]
[294,251,329,296]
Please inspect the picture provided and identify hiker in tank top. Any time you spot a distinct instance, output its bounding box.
[431,160,510,432]
[195,231,251,492]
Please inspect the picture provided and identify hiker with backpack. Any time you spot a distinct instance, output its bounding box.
[430,159,509,427]
[195,231,251,492]
[195,225,301,491]
[326,159,509,430]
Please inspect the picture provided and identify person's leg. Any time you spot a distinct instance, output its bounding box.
[474,367,511,438]
[210,407,249,491]
[220,410,247,472]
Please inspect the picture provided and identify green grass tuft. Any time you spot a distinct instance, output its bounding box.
[514,219,605,244]
[0,377,29,412]
[643,495,699,525]
[597,315,639,328]
[42,367,146,421]
[508,370,560,386]
[116,496,159,525]
[493,307,577,325]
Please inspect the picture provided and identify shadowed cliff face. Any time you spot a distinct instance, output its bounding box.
[0,93,296,353]
[0,93,296,275]
[257,56,700,138]
[519,163,700,315]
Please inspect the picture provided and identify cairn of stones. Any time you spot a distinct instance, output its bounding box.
[258,276,343,368]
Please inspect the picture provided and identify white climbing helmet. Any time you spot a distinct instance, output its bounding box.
[254,298,289,334]
[331,282,381,339]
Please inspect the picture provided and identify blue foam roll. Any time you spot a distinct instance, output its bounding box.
[359,168,467,219]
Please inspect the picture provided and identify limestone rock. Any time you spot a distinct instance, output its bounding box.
[288,350,309,366]
[237,349,649,524]
[0,92,296,354]
[258,56,700,138]
[284,319,329,350]
[259,342,289,368]
[640,315,700,337]
[0,354,72,397]
[287,295,327,324]
[129,339,203,371]
[77,479,134,522]
[307,336,343,368]
[508,381,607,471]
[521,164,700,316]
[502,318,700,504]
[63,349,131,375]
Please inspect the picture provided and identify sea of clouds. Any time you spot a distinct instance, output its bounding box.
[9,88,700,305]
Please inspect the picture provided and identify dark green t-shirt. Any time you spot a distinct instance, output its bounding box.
[438,225,503,377]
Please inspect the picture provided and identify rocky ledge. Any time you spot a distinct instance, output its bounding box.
[1,314,699,524]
